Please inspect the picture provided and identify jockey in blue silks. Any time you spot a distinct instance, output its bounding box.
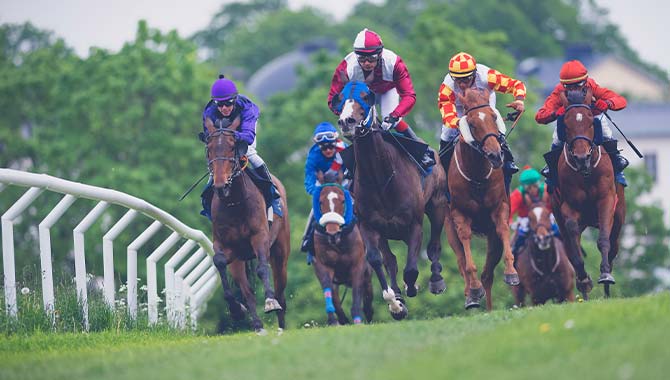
[300,122,349,264]
[199,75,282,221]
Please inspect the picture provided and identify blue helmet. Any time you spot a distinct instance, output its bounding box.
[313,122,338,144]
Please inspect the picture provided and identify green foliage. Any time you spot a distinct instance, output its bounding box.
[0,294,668,380]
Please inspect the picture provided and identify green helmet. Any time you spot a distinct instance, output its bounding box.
[519,167,541,185]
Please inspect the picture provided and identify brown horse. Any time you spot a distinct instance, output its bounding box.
[444,87,519,310]
[312,170,373,325]
[337,81,449,320]
[512,201,575,306]
[550,88,626,298]
[204,119,290,334]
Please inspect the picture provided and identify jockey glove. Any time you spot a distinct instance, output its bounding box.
[235,140,249,157]
[594,99,611,113]
[381,115,399,131]
[555,106,566,118]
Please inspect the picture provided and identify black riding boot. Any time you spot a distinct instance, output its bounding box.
[542,144,562,193]
[602,139,629,187]
[400,126,436,168]
[301,213,316,253]
[501,141,519,194]
[252,164,283,217]
[439,139,457,202]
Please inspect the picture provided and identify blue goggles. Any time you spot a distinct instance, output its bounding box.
[313,131,338,143]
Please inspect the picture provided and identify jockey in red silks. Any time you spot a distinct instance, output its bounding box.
[535,59,629,189]
[438,52,526,192]
[327,28,434,167]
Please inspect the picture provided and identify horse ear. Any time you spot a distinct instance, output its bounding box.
[585,87,594,106]
[316,170,324,184]
[204,118,216,134]
[558,90,568,107]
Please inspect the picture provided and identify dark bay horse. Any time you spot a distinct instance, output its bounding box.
[337,81,449,320]
[513,201,575,306]
[551,88,626,298]
[204,119,290,334]
[444,87,519,310]
[312,170,373,325]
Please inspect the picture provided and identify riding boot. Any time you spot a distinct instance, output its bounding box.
[200,176,213,221]
[512,229,528,259]
[500,141,518,194]
[542,143,563,193]
[602,139,629,187]
[300,213,316,253]
[399,126,436,168]
[440,139,457,202]
[252,164,283,217]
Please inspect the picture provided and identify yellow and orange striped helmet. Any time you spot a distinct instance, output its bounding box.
[449,52,477,78]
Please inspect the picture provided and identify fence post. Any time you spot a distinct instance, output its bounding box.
[127,221,162,319]
[146,231,181,325]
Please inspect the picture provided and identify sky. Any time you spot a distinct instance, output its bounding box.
[0,0,668,73]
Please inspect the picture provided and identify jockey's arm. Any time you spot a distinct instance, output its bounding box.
[487,69,526,112]
[390,57,417,118]
[592,82,627,111]
[236,98,259,145]
[535,86,564,124]
[304,151,319,196]
[437,83,459,129]
[327,60,349,115]
[509,189,523,224]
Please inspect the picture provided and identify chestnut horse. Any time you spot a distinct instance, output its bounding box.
[204,119,290,334]
[444,87,519,310]
[550,88,626,298]
[312,170,373,325]
[337,81,449,320]
[512,201,575,306]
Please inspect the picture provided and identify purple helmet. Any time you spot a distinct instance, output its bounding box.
[210,75,238,101]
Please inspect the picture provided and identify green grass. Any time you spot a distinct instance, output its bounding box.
[1,293,667,380]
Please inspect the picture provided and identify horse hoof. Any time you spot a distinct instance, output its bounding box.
[255,328,268,336]
[504,273,520,286]
[598,273,616,284]
[264,298,282,313]
[404,283,419,297]
[390,301,408,321]
[465,287,485,310]
[277,328,284,336]
[577,275,594,294]
[429,278,447,294]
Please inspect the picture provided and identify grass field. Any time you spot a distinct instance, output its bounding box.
[1,292,667,380]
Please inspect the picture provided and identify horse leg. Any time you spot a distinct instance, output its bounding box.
[360,223,407,320]
[596,194,616,287]
[559,204,592,298]
[269,238,289,330]
[330,286,350,325]
[349,262,367,325]
[451,210,483,309]
[363,267,374,323]
[379,238,401,297]
[444,215,469,302]
[605,195,625,298]
[212,246,246,321]
[425,199,447,294]
[228,260,264,333]
[492,205,519,286]
[250,233,281,313]
[403,222,423,297]
[481,234,503,311]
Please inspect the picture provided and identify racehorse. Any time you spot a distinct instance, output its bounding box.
[336,81,449,320]
[204,118,290,334]
[512,201,575,306]
[443,87,519,310]
[550,88,626,298]
[312,170,373,325]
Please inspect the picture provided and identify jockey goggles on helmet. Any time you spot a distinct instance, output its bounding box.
[313,131,338,143]
[214,97,237,107]
[357,53,379,63]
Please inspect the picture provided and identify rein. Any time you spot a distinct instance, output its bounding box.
[562,104,602,174]
[529,238,561,276]
[206,128,249,191]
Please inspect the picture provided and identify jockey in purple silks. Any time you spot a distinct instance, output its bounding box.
[199,75,282,220]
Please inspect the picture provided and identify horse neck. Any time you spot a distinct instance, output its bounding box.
[354,131,396,185]
[457,140,492,176]
[215,172,254,211]
[529,239,558,272]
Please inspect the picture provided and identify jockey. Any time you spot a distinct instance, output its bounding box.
[327,28,435,168]
[438,52,525,191]
[199,75,282,220]
[509,166,558,256]
[535,60,629,188]
[300,122,348,264]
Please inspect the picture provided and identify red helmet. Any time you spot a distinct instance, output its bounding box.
[353,28,383,56]
[560,60,588,84]
[449,52,477,78]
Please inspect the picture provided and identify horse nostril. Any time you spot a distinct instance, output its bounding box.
[347,117,356,125]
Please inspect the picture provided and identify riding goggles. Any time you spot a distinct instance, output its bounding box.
[451,73,475,83]
[563,80,586,90]
[313,131,338,143]
[356,54,379,63]
[319,143,337,150]
[214,97,237,107]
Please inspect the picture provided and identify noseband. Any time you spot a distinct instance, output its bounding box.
[563,104,602,174]
[206,128,247,190]
[463,103,505,154]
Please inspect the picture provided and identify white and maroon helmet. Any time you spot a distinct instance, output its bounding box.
[353,28,383,56]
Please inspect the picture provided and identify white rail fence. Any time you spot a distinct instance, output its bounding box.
[0,168,218,329]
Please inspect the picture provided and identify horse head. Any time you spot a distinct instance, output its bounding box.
[316,169,347,245]
[560,87,595,174]
[456,88,505,169]
[528,202,554,251]
[336,81,377,138]
[204,118,245,198]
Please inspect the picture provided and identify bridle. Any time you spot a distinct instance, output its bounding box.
[206,128,248,191]
[454,103,504,184]
[563,104,602,174]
